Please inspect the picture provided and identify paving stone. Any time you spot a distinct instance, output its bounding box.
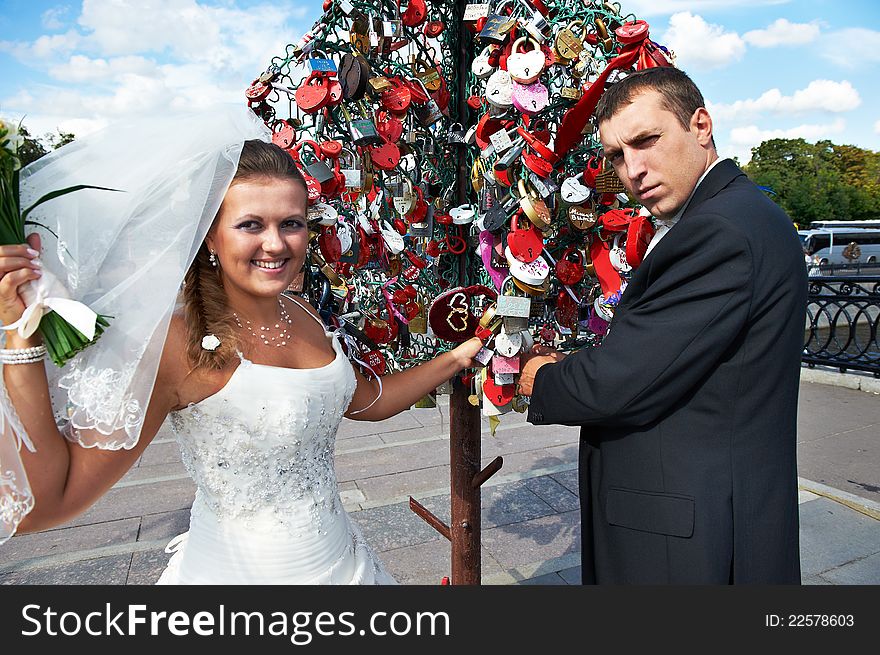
[1,518,140,566]
[336,437,451,482]
[334,434,386,453]
[117,461,189,485]
[515,571,567,585]
[558,565,582,585]
[799,498,880,576]
[417,482,556,530]
[378,426,447,446]
[801,574,833,585]
[378,538,502,585]
[62,478,196,529]
[337,413,424,440]
[139,440,183,466]
[551,469,580,496]
[0,554,132,585]
[138,509,191,542]
[349,502,440,551]
[481,510,581,570]
[797,428,880,503]
[525,476,580,513]
[355,464,451,504]
[128,548,170,585]
[818,551,880,585]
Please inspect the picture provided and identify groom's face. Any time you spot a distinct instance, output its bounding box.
[599,89,714,221]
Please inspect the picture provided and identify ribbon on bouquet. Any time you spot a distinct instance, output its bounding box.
[1,265,98,341]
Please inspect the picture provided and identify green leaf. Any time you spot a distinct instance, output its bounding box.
[21,184,122,223]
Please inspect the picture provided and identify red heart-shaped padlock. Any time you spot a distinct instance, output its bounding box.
[381,79,412,113]
[295,73,331,114]
[426,240,442,257]
[401,0,428,28]
[376,111,404,143]
[320,139,343,159]
[507,213,543,264]
[272,121,296,149]
[555,246,585,285]
[404,300,421,320]
[583,156,602,188]
[369,142,401,170]
[556,289,579,329]
[483,377,514,407]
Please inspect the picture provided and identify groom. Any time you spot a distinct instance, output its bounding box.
[518,67,806,584]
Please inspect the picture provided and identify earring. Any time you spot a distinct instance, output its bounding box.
[209,251,217,267]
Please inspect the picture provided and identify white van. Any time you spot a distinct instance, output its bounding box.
[798,226,880,267]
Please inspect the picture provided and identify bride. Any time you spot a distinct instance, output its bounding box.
[0,106,482,584]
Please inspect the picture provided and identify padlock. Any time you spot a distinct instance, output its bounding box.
[554,20,586,62]
[560,172,592,205]
[507,211,543,264]
[294,72,332,114]
[568,202,598,230]
[401,0,428,28]
[471,45,497,79]
[446,122,466,145]
[344,103,384,147]
[511,79,549,116]
[555,246,586,286]
[506,36,545,84]
[339,52,371,101]
[338,148,363,190]
[485,69,514,109]
[495,277,532,318]
[517,179,551,230]
[506,245,550,286]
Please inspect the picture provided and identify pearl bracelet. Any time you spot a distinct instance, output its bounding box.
[0,345,48,365]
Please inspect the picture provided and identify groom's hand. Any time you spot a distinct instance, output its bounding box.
[517,345,566,397]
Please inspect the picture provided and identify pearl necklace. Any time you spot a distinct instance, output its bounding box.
[233,299,292,347]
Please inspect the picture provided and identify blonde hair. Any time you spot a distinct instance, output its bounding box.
[182,139,306,370]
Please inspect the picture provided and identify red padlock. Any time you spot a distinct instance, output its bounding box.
[583,156,602,189]
[363,349,388,376]
[426,240,442,257]
[400,0,428,28]
[424,20,444,38]
[295,72,331,114]
[555,246,586,286]
[376,110,404,143]
[507,212,544,264]
[245,80,271,102]
[556,289,579,329]
[625,214,656,268]
[483,377,514,407]
[369,142,401,171]
[320,139,343,159]
[271,121,296,149]
[318,225,342,263]
[381,78,412,113]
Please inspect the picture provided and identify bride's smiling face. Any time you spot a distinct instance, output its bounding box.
[206,176,309,299]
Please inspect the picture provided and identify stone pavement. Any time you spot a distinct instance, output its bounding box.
[1,374,878,585]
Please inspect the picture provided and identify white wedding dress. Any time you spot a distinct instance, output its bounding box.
[156,305,395,585]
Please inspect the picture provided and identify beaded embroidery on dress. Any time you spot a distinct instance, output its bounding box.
[156,302,395,584]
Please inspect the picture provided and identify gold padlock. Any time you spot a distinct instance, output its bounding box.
[554,20,585,62]
[409,303,428,334]
[595,159,627,193]
[594,18,614,53]
[517,179,551,229]
[569,201,598,230]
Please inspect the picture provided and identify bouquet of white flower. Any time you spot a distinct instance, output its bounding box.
[0,118,114,367]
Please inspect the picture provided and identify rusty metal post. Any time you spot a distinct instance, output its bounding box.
[448,0,483,586]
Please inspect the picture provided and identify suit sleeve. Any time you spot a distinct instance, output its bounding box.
[528,212,753,428]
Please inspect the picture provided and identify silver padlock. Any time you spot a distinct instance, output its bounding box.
[447,122,465,145]
[475,346,494,367]
[494,371,515,386]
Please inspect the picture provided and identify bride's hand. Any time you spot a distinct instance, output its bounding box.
[0,233,42,328]
[450,336,484,370]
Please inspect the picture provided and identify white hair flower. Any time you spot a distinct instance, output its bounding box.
[201,334,221,351]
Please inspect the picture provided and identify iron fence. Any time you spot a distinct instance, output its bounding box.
[803,276,880,376]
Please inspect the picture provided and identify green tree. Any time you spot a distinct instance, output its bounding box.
[17,124,48,167]
[744,138,880,224]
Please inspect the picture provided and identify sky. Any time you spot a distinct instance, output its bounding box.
[1,0,878,164]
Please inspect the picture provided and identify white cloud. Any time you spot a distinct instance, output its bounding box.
[42,6,71,30]
[661,12,746,71]
[627,1,792,18]
[1,1,312,140]
[708,80,861,121]
[819,28,880,68]
[743,18,820,47]
[725,119,846,163]
[875,120,880,135]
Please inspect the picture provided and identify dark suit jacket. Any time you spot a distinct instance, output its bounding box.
[528,160,806,584]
